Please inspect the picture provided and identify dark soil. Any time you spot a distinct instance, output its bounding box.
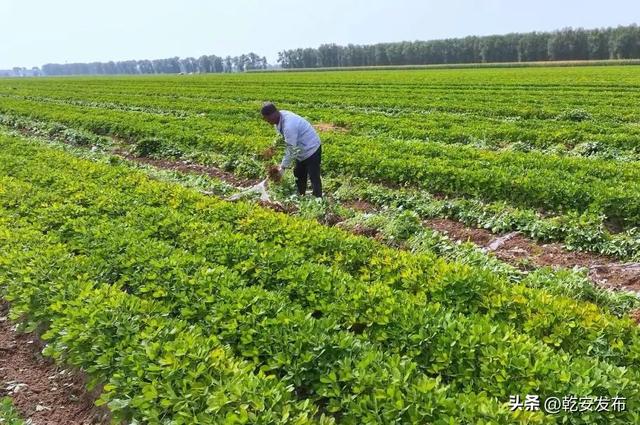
[115,148,258,188]
[427,218,494,246]
[425,218,640,293]
[0,302,110,425]
[260,147,276,160]
[257,199,297,214]
[344,199,377,213]
[589,263,640,292]
[349,224,380,238]
[321,212,344,227]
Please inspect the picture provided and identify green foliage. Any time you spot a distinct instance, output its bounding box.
[3,134,640,423]
[2,67,640,228]
[556,109,592,122]
[524,268,640,318]
[2,65,640,424]
[0,398,24,425]
[131,137,183,159]
[332,177,640,262]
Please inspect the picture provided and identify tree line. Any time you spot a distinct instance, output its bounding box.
[277,24,640,68]
[39,53,268,76]
[2,24,639,77]
[0,67,41,77]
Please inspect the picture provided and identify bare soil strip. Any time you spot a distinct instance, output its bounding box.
[0,303,110,425]
[347,198,638,294]
[426,218,640,293]
[114,148,259,188]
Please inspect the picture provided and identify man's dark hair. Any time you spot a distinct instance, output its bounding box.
[261,102,277,116]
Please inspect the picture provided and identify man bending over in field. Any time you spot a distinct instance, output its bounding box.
[261,102,323,198]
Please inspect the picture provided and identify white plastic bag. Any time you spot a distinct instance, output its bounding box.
[227,179,271,202]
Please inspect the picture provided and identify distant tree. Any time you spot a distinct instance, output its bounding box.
[300,48,318,68]
[119,60,139,74]
[587,29,610,59]
[610,24,640,59]
[178,57,197,73]
[318,44,341,67]
[138,59,154,74]
[374,44,390,65]
[211,56,224,73]
[197,55,211,73]
[518,32,550,61]
[277,24,640,68]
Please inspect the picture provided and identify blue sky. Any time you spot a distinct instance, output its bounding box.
[1,0,637,69]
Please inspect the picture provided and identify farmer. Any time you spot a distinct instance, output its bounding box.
[261,102,323,198]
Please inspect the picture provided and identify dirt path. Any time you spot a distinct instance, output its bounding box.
[113,148,259,188]
[0,303,110,425]
[426,218,640,293]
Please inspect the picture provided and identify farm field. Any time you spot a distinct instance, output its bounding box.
[1,65,640,424]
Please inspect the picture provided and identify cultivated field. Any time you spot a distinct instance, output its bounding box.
[1,65,639,424]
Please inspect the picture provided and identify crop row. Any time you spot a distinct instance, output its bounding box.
[2,135,542,424]
[4,123,637,320]
[0,97,638,228]
[328,177,640,261]
[330,207,640,317]
[1,134,640,423]
[3,66,640,121]
[2,84,640,158]
[2,114,638,268]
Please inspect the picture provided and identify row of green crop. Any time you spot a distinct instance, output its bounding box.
[6,214,556,423]
[0,97,639,227]
[5,216,549,424]
[327,177,640,261]
[1,136,553,423]
[0,173,631,424]
[4,67,640,123]
[1,90,637,180]
[3,134,640,367]
[8,122,637,322]
[4,123,637,321]
[329,207,640,316]
[228,172,640,317]
[2,226,331,424]
[2,134,640,425]
[3,114,639,268]
[3,83,640,158]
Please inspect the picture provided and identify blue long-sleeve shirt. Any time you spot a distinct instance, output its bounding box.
[275,110,321,168]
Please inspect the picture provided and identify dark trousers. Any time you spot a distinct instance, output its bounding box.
[293,146,322,197]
